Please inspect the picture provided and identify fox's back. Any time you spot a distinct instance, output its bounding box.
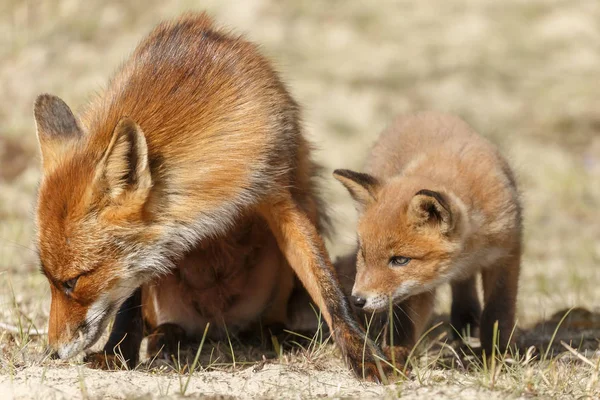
[78,14,299,222]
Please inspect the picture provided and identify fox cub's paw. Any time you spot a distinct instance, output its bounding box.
[347,345,411,383]
[84,352,127,370]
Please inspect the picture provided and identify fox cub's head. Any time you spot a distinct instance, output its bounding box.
[34,94,154,359]
[334,169,467,312]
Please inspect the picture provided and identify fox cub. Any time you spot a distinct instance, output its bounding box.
[33,13,385,379]
[334,112,522,361]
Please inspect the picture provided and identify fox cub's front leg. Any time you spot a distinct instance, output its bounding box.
[450,275,482,340]
[380,292,435,370]
[480,253,520,355]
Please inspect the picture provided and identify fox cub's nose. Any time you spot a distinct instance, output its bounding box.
[351,295,367,308]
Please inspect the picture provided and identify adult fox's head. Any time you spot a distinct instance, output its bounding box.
[34,94,156,358]
[333,169,468,312]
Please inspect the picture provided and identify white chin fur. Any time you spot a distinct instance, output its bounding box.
[57,306,107,359]
[56,292,120,360]
[57,323,102,359]
[362,295,389,312]
[57,337,86,359]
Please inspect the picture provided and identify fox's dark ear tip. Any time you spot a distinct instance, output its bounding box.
[34,94,69,119]
[34,94,50,112]
[34,93,59,107]
[332,169,352,179]
[34,93,52,102]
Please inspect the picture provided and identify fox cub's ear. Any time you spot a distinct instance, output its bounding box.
[333,169,380,211]
[34,94,83,172]
[409,189,457,234]
[100,117,151,201]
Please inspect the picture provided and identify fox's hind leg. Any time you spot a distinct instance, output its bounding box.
[480,252,520,355]
[450,275,482,340]
[259,194,388,381]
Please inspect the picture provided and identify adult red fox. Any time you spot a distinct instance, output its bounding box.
[333,112,522,361]
[34,13,385,379]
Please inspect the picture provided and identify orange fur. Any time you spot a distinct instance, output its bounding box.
[334,112,522,357]
[34,13,384,379]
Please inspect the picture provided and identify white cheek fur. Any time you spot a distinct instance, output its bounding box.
[392,280,420,302]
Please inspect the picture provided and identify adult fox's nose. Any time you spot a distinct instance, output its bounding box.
[48,349,60,360]
[351,295,367,308]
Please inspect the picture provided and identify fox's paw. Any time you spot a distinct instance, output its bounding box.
[146,323,188,364]
[335,324,394,382]
[348,345,410,383]
[344,343,396,383]
[84,352,126,370]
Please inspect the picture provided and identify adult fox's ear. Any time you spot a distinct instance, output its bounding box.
[99,117,151,202]
[333,169,380,211]
[409,189,457,234]
[34,94,83,172]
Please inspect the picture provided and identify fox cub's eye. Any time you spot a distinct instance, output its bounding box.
[389,256,411,267]
[63,277,79,295]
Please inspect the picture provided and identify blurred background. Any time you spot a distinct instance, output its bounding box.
[1,0,599,332]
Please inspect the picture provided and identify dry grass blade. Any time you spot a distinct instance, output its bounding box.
[1,0,600,398]
[181,322,210,395]
[403,321,444,376]
[543,307,574,362]
[560,341,597,369]
[0,322,47,336]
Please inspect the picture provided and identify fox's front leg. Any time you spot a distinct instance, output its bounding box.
[450,275,481,340]
[260,195,388,381]
[84,288,144,370]
[146,323,188,362]
[139,281,190,364]
[382,291,435,370]
[480,253,520,355]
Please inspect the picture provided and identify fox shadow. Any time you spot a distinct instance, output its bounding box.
[139,323,327,371]
[423,306,600,370]
[136,306,600,372]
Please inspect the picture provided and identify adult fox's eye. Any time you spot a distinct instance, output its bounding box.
[63,276,79,295]
[389,256,411,267]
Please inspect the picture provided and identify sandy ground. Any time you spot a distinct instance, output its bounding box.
[0,364,527,400]
[1,0,600,398]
